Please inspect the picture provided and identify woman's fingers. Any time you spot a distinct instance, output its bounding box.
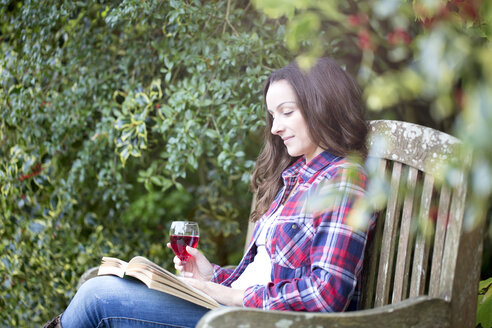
[186,246,205,263]
[172,255,184,272]
[170,246,207,277]
[181,277,204,290]
[173,256,181,265]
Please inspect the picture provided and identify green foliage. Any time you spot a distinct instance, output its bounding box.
[477,277,492,328]
[0,0,289,325]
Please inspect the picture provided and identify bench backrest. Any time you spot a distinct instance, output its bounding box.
[361,120,482,327]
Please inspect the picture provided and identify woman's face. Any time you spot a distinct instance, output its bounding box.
[265,79,323,163]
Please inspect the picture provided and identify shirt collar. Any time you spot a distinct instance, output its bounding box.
[282,150,342,185]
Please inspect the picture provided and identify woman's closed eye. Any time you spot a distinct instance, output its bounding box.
[279,103,298,116]
[267,103,297,119]
[269,110,293,120]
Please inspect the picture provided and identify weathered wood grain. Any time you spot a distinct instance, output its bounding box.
[197,296,450,328]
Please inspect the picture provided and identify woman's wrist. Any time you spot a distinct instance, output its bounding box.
[231,288,245,306]
[213,284,244,306]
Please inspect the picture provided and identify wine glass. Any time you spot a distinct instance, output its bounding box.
[169,221,200,274]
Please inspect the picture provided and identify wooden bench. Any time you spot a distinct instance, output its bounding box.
[196,120,485,328]
[77,120,484,327]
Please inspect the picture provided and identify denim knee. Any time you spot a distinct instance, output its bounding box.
[61,276,124,327]
[62,275,209,328]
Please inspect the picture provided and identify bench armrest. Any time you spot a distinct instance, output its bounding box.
[197,296,451,328]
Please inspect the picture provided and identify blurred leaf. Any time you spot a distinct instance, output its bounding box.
[252,0,297,19]
[477,277,492,327]
[286,12,320,51]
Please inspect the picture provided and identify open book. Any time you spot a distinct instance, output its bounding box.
[97,256,220,309]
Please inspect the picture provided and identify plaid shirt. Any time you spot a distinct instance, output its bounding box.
[212,151,374,312]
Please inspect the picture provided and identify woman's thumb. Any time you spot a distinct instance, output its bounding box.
[186,246,199,256]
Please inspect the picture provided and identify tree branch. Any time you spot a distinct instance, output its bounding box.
[223,0,239,36]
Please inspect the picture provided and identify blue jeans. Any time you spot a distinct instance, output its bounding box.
[61,276,210,328]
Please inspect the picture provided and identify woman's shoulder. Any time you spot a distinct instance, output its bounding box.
[307,157,368,193]
[322,156,367,177]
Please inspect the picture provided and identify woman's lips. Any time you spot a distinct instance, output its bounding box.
[282,136,293,144]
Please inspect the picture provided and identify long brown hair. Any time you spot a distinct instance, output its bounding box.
[249,57,368,222]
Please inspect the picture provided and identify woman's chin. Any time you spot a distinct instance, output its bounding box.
[286,149,302,158]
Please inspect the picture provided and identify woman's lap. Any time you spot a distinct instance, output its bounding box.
[61,275,209,328]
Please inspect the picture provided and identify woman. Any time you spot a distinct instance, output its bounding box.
[45,57,374,328]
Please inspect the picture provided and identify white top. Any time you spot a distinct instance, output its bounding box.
[231,205,283,289]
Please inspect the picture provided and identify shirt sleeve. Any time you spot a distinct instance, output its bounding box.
[242,164,373,312]
[211,264,235,284]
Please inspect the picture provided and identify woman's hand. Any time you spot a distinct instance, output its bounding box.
[167,244,214,282]
[183,278,245,307]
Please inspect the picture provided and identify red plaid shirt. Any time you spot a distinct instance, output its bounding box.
[212,151,374,312]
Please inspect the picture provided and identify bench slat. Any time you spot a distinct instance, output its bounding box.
[375,162,402,307]
[392,166,418,302]
[439,171,467,299]
[429,185,451,297]
[361,158,388,309]
[409,174,434,297]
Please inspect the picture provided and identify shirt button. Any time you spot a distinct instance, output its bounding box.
[291,224,297,230]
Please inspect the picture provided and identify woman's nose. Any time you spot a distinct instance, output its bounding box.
[271,117,284,135]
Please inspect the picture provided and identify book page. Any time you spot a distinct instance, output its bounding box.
[97,256,220,309]
[97,257,128,278]
[128,266,219,307]
[127,269,219,309]
[126,257,220,308]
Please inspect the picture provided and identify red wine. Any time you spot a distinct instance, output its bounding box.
[170,235,199,262]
